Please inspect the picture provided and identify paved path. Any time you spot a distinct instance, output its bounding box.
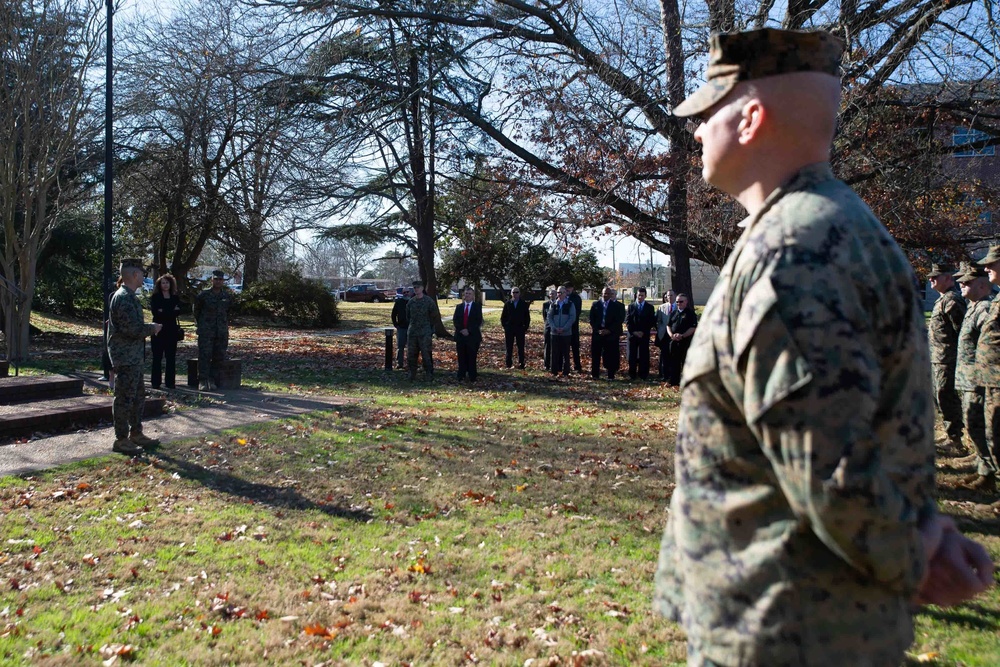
[0,379,356,477]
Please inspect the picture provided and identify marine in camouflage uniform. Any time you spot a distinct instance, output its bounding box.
[975,245,1000,492]
[108,259,161,454]
[954,263,994,487]
[194,270,234,390]
[405,281,439,380]
[926,263,966,451]
[656,29,941,666]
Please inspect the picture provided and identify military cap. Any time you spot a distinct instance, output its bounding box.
[119,258,143,274]
[927,262,957,278]
[212,269,226,279]
[673,28,845,118]
[412,279,424,288]
[975,244,1000,266]
[954,262,987,282]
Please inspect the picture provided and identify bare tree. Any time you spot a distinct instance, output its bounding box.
[0,0,103,361]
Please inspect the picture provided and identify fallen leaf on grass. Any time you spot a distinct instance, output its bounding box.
[304,623,337,639]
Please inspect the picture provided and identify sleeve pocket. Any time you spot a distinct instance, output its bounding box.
[735,278,813,425]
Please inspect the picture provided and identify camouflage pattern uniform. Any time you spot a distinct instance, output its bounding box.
[653,164,937,666]
[108,284,158,439]
[975,295,1000,477]
[406,294,439,379]
[955,289,994,477]
[194,287,233,385]
[928,285,966,445]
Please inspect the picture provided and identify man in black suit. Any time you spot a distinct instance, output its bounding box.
[626,287,657,380]
[500,286,531,369]
[589,286,625,379]
[453,286,483,381]
[565,283,584,372]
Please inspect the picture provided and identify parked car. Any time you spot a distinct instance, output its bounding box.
[337,284,394,303]
[142,277,154,293]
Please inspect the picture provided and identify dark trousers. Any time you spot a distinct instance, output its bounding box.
[456,334,481,380]
[666,341,690,386]
[396,327,408,368]
[151,334,178,388]
[505,330,526,367]
[628,335,651,379]
[551,335,571,375]
[570,323,582,371]
[591,333,620,378]
[543,329,552,370]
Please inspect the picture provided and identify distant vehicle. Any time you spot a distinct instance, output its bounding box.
[337,284,394,303]
[142,277,154,293]
[448,290,460,299]
[229,283,243,294]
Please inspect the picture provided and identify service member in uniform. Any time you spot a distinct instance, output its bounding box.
[954,262,995,491]
[108,259,163,455]
[654,28,992,666]
[975,245,1000,492]
[405,280,440,381]
[927,263,966,454]
[194,269,234,391]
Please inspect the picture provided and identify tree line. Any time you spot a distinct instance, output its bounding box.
[1,0,997,360]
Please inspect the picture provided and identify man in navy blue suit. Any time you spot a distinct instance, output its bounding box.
[500,286,531,369]
[589,287,625,379]
[627,287,657,379]
[453,286,484,381]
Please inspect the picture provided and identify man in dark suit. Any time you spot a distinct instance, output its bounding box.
[565,283,584,372]
[589,287,625,379]
[453,286,483,381]
[626,287,657,379]
[500,286,531,369]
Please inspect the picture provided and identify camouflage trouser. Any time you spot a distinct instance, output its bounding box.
[113,365,145,439]
[962,389,994,476]
[986,387,1000,476]
[932,363,964,443]
[198,331,229,383]
[407,332,433,376]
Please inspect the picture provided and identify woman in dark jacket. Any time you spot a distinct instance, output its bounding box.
[150,274,182,389]
[664,293,697,386]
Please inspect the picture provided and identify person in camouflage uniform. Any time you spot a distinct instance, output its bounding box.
[405,280,440,381]
[954,263,995,491]
[975,245,1000,493]
[927,263,966,453]
[194,269,234,391]
[107,259,163,455]
[656,28,993,666]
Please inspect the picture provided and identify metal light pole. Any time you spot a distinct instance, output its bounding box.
[101,0,114,378]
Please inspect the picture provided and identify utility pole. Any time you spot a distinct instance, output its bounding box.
[102,0,114,379]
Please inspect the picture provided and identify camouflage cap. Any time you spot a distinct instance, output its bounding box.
[673,28,845,118]
[119,258,143,274]
[927,262,957,278]
[212,269,226,279]
[412,279,424,288]
[954,262,987,282]
[975,244,1000,266]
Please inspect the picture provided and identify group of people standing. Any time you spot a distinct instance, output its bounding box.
[928,247,1000,492]
[390,279,699,385]
[106,262,234,456]
[544,285,697,384]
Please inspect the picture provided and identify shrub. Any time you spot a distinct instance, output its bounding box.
[236,270,339,328]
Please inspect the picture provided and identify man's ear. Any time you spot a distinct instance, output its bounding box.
[738,99,765,145]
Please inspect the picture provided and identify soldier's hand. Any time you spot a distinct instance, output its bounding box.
[917,530,994,607]
[153,323,163,335]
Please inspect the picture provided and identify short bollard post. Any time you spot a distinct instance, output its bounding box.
[385,328,394,371]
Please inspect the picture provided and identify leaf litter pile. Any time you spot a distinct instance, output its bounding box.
[4,309,1000,665]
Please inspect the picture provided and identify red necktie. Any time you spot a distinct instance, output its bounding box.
[464,304,470,327]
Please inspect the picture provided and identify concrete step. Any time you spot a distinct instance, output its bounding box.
[0,395,165,438]
[0,375,84,404]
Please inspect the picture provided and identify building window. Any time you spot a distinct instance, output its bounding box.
[954,127,995,157]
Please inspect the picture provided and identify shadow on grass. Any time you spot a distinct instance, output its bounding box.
[917,602,1000,632]
[151,448,373,522]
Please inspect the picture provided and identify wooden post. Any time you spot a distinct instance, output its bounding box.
[385,328,394,371]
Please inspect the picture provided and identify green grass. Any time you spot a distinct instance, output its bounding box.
[1,311,998,665]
